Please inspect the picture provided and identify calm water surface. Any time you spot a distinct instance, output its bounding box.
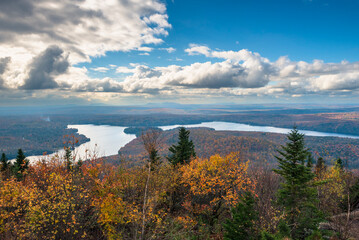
[159,121,359,139]
[27,121,359,162]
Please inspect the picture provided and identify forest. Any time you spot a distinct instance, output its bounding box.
[0,116,88,159]
[1,127,359,240]
[117,127,359,168]
[3,108,359,160]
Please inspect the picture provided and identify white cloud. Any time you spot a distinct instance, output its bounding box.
[137,47,153,52]
[116,66,135,74]
[159,47,176,53]
[185,44,211,56]
[49,45,359,100]
[0,0,170,89]
[91,67,109,73]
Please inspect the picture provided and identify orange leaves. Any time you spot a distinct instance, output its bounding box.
[181,152,255,209]
[177,152,256,233]
[0,149,257,239]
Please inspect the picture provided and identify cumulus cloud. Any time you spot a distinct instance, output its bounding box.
[91,67,109,73]
[137,47,153,52]
[20,46,69,90]
[160,47,176,53]
[183,44,359,96]
[110,45,274,93]
[0,57,10,88]
[68,44,359,99]
[0,0,170,89]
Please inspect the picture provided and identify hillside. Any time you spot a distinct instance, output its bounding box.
[114,127,359,168]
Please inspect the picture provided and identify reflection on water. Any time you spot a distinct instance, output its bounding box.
[27,121,359,162]
[27,124,136,162]
[159,121,359,139]
[68,124,137,158]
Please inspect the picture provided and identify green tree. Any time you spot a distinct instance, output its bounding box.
[0,152,12,179]
[13,149,29,180]
[334,158,344,170]
[223,192,259,240]
[167,127,196,166]
[261,220,290,240]
[149,148,161,171]
[1,153,9,172]
[307,153,314,168]
[341,178,359,211]
[65,147,73,171]
[274,127,322,239]
[315,157,326,177]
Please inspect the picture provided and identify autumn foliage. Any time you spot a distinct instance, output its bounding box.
[1,128,359,239]
[0,149,256,239]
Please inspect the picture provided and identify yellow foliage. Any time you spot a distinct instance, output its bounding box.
[180,153,255,222]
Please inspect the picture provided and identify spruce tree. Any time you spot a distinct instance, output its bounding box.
[149,148,161,171]
[0,153,11,179]
[1,153,8,172]
[334,158,344,170]
[13,149,29,180]
[315,157,326,177]
[223,192,258,240]
[65,147,73,171]
[274,127,322,239]
[167,127,196,166]
[307,153,314,168]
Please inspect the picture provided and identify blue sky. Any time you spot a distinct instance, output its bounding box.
[84,0,359,76]
[0,0,359,105]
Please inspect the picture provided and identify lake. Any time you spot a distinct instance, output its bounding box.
[27,121,359,162]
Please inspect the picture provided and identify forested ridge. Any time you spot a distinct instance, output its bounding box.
[117,128,359,168]
[1,127,359,239]
[3,110,359,160]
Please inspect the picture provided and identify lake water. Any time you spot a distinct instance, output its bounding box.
[27,121,359,162]
[159,121,359,139]
[27,124,136,162]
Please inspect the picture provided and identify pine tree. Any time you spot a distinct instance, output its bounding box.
[167,127,196,166]
[13,149,29,180]
[274,127,322,239]
[223,192,258,240]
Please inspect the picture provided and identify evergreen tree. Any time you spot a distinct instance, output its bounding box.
[341,178,359,211]
[0,153,12,179]
[274,127,322,239]
[149,148,161,171]
[260,231,276,240]
[223,192,259,240]
[334,158,344,170]
[13,149,29,180]
[315,157,326,177]
[167,127,196,166]
[307,153,314,168]
[65,147,73,171]
[1,152,8,172]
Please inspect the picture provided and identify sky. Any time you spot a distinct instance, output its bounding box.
[0,0,359,106]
